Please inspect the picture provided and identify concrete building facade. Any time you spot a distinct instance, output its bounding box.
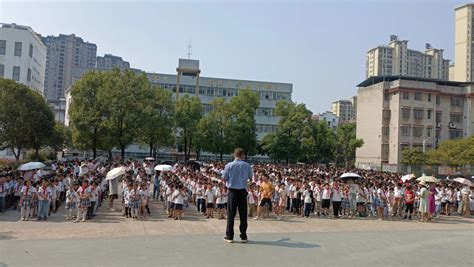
[454,3,474,82]
[96,54,130,70]
[331,99,355,123]
[313,111,339,131]
[65,58,293,141]
[355,76,474,170]
[42,34,97,101]
[366,35,450,80]
[0,23,46,94]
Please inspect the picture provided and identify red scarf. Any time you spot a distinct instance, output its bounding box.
[42,186,47,198]
[25,186,29,197]
[81,185,87,196]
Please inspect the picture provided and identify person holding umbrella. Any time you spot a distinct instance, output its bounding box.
[418,181,429,222]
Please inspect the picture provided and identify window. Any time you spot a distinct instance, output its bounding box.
[450,113,462,123]
[401,126,410,136]
[382,126,390,137]
[449,130,463,139]
[384,93,389,101]
[0,64,4,77]
[413,127,423,137]
[428,93,431,102]
[14,42,22,56]
[27,68,31,82]
[29,44,33,58]
[436,112,442,123]
[383,110,391,119]
[402,108,410,119]
[451,97,462,107]
[426,127,432,137]
[414,92,422,101]
[0,40,5,55]
[12,66,20,81]
[427,110,432,120]
[402,92,410,100]
[414,109,424,120]
[436,95,440,105]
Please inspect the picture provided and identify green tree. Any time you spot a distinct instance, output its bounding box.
[301,120,336,164]
[0,79,54,160]
[198,98,232,161]
[334,123,364,167]
[175,94,203,162]
[401,147,427,168]
[99,69,150,160]
[139,86,174,157]
[69,71,109,159]
[427,136,474,166]
[227,89,260,159]
[49,124,72,155]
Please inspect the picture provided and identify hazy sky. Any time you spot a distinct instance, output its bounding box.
[0,0,467,113]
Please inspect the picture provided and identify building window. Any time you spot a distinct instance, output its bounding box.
[427,93,431,102]
[27,68,31,82]
[382,126,390,137]
[402,91,410,100]
[413,109,424,120]
[383,110,391,119]
[384,93,389,101]
[14,42,22,56]
[0,40,6,55]
[427,110,432,120]
[436,95,440,105]
[450,113,462,123]
[401,126,410,136]
[12,66,20,81]
[451,97,462,107]
[426,127,432,137]
[0,64,4,77]
[29,44,33,58]
[414,92,422,101]
[413,127,423,137]
[402,108,410,119]
[436,112,442,123]
[449,130,463,139]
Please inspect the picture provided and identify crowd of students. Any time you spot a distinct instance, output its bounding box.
[0,159,472,223]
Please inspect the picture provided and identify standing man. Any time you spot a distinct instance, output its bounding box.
[222,148,253,243]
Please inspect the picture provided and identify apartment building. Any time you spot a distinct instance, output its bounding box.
[355,76,473,168]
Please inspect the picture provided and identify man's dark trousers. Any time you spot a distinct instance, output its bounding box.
[226,188,248,240]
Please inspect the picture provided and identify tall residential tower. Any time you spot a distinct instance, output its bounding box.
[453,3,474,82]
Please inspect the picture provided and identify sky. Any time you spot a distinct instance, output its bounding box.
[0,0,467,113]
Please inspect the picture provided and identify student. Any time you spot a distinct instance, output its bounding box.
[195,182,206,214]
[13,177,23,210]
[20,180,36,221]
[0,176,7,213]
[140,182,151,218]
[321,183,331,217]
[75,180,91,223]
[172,184,186,220]
[166,184,175,218]
[303,185,313,218]
[205,183,215,219]
[256,174,273,220]
[37,179,51,221]
[65,184,78,220]
[130,182,141,221]
[123,183,133,218]
[276,183,287,220]
[215,184,227,220]
[247,184,258,217]
[331,182,342,219]
[88,181,99,219]
[403,185,415,220]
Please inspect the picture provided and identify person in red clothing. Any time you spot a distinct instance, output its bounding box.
[403,184,415,220]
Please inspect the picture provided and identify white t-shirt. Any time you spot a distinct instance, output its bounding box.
[205,189,215,203]
[394,187,403,198]
[172,190,185,204]
[21,185,36,198]
[248,191,257,204]
[38,186,52,201]
[304,190,313,203]
[322,188,331,200]
[66,190,78,203]
[89,186,99,202]
[216,190,227,204]
[331,188,342,202]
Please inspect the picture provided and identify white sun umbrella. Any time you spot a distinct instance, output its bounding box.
[145,157,155,161]
[401,174,416,183]
[17,162,45,171]
[106,166,126,180]
[416,175,439,183]
[340,172,362,180]
[453,177,473,187]
[154,164,173,172]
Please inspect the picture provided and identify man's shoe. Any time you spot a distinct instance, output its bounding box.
[224,237,233,243]
[240,239,248,243]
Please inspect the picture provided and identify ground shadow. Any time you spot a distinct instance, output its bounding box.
[248,237,320,249]
[0,231,16,240]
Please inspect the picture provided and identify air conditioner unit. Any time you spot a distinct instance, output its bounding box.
[436,123,441,128]
[448,122,456,129]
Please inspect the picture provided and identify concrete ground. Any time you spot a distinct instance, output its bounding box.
[1,200,473,267]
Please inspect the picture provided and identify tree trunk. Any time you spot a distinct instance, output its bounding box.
[121,146,125,161]
[219,151,223,162]
[108,150,113,161]
[13,147,21,160]
[35,148,39,161]
[92,147,97,160]
[149,142,153,157]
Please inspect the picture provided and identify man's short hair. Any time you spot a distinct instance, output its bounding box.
[234,148,245,158]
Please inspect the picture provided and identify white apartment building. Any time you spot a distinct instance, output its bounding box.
[0,23,46,94]
[355,76,474,170]
[366,35,450,80]
[312,111,339,131]
[453,3,474,82]
[331,99,355,123]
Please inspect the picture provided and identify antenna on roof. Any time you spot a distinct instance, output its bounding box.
[187,38,192,59]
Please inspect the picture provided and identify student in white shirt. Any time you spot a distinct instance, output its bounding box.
[321,183,331,216]
[88,181,99,219]
[75,180,91,223]
[140,183,151,218]
[37,179,51,221]
[303,185,314,218]
[215,184,227,220]
[205,183,216,219]
[65,184,78,220]
[20,180,36,221]
[171,185,186,220]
